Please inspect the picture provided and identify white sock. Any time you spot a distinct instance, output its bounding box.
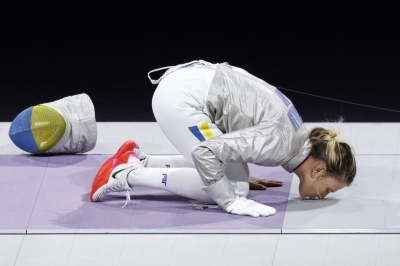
[127,167,213,203]
[143,155,195,168]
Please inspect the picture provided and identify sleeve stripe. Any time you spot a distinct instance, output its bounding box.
[188,125,206,141]
[199,121,213,139]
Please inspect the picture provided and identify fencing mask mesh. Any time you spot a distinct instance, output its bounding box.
[9,105,66,154]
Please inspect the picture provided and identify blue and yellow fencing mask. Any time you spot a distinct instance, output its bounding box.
[9,93,97,154]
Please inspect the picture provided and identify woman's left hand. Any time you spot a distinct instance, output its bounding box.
[249,177,283,190]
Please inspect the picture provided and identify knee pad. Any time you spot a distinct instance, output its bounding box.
[9,93,97,154]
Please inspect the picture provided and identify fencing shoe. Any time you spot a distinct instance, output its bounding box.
[91,140,147,191]
[92,141,137,190]
[90,150,144,208]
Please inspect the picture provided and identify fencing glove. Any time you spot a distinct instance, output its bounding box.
[203,175,276,218]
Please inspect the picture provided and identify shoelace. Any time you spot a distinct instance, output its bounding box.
[122,191,131,209]
[106,174,132,208]
[112,158,144,209]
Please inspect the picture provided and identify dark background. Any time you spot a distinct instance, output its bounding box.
[1,3,399,122]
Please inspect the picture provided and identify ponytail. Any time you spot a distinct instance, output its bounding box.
[309,127,356,185]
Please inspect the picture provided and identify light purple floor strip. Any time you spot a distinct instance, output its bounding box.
[0,155,292,233]
[0,155,49,233]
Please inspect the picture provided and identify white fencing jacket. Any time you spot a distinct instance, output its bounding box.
[190,62,310,185]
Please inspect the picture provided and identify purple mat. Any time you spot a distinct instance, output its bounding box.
[0,155,292,233]
[0,155,49,232]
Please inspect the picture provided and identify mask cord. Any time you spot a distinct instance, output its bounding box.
[277,86,400,114]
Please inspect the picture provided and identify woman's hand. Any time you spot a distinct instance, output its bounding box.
[249,177,283,190]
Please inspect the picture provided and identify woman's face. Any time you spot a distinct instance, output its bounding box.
[299,173,347,199]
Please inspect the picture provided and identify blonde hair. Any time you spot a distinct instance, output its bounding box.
[309,127,356,185]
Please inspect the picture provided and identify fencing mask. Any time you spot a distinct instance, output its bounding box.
[9,93,97,154]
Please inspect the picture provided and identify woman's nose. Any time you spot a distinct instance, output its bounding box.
[318,191,329,199]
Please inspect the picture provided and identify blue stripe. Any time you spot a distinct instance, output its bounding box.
[188,126,206,141]
[291,106,303,124]
[275,89,291,106]
[288,106,303,132]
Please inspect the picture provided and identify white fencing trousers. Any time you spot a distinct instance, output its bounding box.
[150,65,250,198]
[145,155,195,169]
[141,155,250,199]
[128,167,215,203]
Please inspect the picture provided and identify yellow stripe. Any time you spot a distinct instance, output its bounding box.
[199,121,213,139]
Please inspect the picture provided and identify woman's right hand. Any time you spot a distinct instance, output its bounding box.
[226,196,276,217]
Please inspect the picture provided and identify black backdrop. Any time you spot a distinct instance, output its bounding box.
[1,3,399,122]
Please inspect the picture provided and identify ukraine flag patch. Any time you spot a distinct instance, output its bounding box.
[188,121,214,142]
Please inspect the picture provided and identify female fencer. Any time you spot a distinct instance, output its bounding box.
[90,60,357,218]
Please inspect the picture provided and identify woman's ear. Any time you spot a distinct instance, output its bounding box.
[313,160,327,173]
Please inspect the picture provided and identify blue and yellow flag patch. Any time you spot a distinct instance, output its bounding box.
[188,121,214,142]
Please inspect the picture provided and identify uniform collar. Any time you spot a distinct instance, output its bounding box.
[282,139,311,173]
